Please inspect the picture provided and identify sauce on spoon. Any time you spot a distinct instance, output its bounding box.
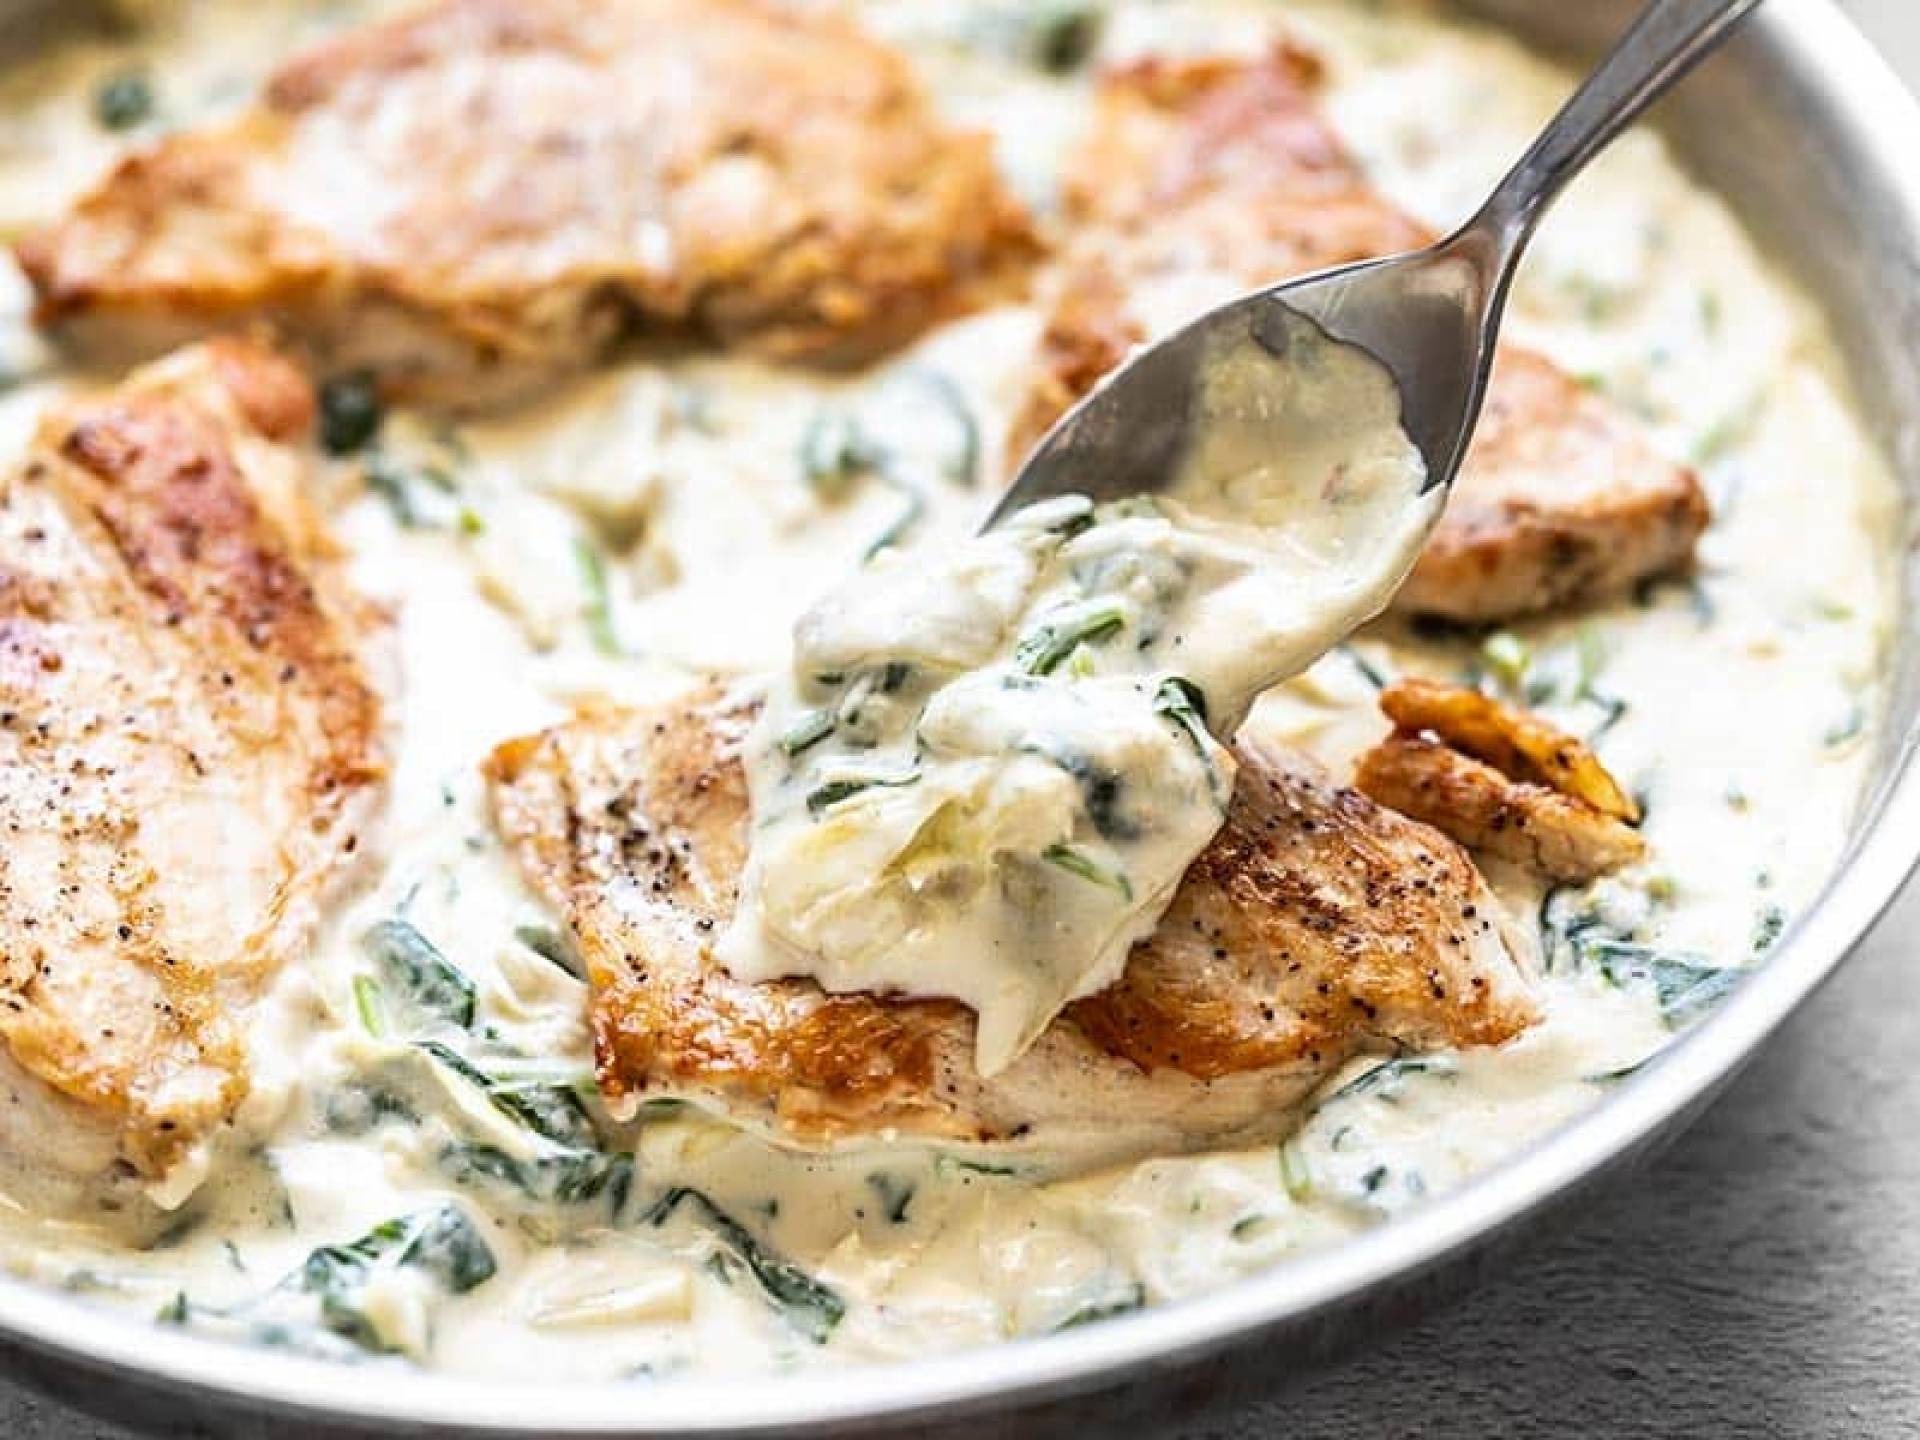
[721,311,1438,1074]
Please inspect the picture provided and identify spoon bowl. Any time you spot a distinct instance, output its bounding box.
[986,234,1501,531]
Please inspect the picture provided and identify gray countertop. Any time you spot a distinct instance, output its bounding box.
[10,2,1920,1436]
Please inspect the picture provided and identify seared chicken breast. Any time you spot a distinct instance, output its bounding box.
[0,340,385,1188]
[1394,350,1713,620]
[17,0,1038,407]
[484,688,1536,1159]
[1015,46,1708,623]
[1356,680,1644,883]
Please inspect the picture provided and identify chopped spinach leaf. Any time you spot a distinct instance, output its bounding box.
[1824,701,1866,750]
[1053,1284,1146,1331]
[644,1188,845,1342]
[830,663,913,743]
[1584,1059,1651,1086]
[142,1210,204,1253]
[863,1172,915,1224]
[291,1205,496,1352]
[361,918,476,1031]
[910,369,980,487]
[1035,497,1096,539]
[803,389,956,555]
[1575,624,1608,693]
[93,69,154,130]
[1590,941,1744,1029]
[416,1040,598,1149]
[1634,573,1716,626]
[1153,674,1209,727]
[959,0,1103,73]
[360,450,459,529]
[350,973,388,1037]
[318,372,383,456]
[1153,676,1227,805]
[1033,3,1100,71]
[575,538,621,656]
[863,483,926,560]
[1013,601,1125,675]
[441,1143,633,1214]
[800,410,877,500]
[1586,692,1630,743]
[1690,396,1764,466]
[1325,1055,1458,1106]
[934,1155,1024,1179]
[973,0,1103,73]
[1751,903,1788,955]
[778,707,836,757]
[1278,1136,1313,1203]
[1537,885,1611,976]
[805,769,920,818]
[321,1083,415,1136]
[399,1203,499,1294]
[1544,890,1746,1029]
[1337,642,1391,691]
[1042,842,1132,900]
[1014,740,1134,841]
[360,455,414,526]
[1476,625,1627,732]
[515,922,585,981]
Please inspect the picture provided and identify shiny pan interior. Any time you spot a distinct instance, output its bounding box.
[0,1,1916,1435]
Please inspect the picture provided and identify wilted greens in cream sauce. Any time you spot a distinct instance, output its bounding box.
[0,0,1895,1383]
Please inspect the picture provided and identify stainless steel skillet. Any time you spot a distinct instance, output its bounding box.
[0,1,1916,1434]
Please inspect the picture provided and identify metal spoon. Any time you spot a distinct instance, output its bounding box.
[988,0,1762,536]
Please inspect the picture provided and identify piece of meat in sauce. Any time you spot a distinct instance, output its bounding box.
[482,686,1537,1161]
[1356,679,1644,883]
[0,340,386,1189]
[17,0,1039,408]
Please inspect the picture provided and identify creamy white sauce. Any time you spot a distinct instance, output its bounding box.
[0,0,1899,1383]
[725,311,1433,1073]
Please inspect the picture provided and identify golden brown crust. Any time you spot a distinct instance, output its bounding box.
[484,689,1537,1153]
[1011,46,1707,622]
[0,341,385,1180]
[1356,681,1644,883]
[16,131,332,328]
[1066,747,1533,1080]
[198,333,320,441]
[1395,349,1711,620]
[18,0,1039,407]
[484,702,970,1140]
[1379,678,1638,822]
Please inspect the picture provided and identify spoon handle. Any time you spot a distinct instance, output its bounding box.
[1475,0,1762,248]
